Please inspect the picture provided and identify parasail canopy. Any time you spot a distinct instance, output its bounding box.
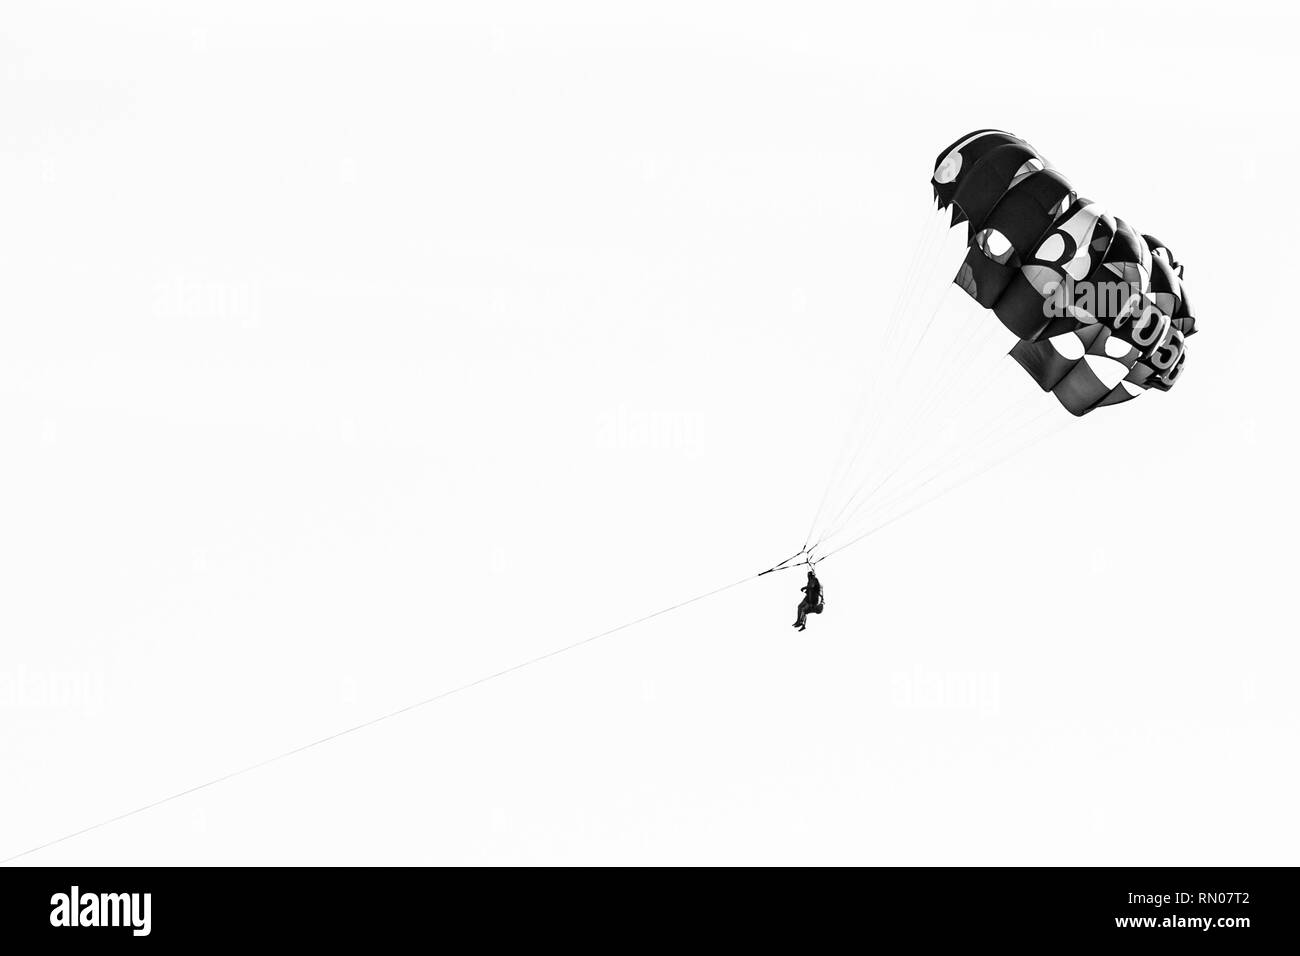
[932,129,1197,416]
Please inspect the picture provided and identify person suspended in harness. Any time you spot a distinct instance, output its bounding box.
[793,568,824,631]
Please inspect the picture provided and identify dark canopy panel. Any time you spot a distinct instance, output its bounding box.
[932,130,1197,416]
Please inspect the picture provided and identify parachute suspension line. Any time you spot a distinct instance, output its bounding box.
[797,193,1068,565]
[803,241,1073,556]
[825,220,966,471]
[875,206,953,356]
[856,230,956,410]
[883,323,1062,482]
[876,207,950,354]
[851,384,1044,526]
[813,409,1072,566]
[813,294,1001,543]
[815,352,1054,550]
[875,362,1053,502]
[800,208,946,528]
[854,264,1014,451]
[801,207,952,548]
[835,408,1066,552]
[808,252,958,546]
[811,283,993,546]
[812,319,1025,546]
[814,377,1007,548]
[822,397,1061,548]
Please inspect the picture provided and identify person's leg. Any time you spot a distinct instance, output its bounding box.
[794,602,808,627]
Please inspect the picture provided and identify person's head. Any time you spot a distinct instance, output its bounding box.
[807,570,816,580]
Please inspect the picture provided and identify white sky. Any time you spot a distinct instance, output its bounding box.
[2,1,1296,865]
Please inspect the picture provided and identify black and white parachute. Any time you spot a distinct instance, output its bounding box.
[932,130,1197,416]
[791,130,1200,565]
